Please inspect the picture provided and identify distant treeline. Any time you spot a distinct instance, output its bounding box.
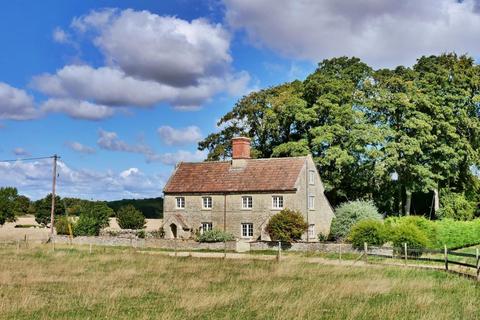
[107,197,163,219]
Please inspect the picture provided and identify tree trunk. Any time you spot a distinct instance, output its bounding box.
[404,190,412,216]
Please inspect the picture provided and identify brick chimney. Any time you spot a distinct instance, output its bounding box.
[231,137,251,159]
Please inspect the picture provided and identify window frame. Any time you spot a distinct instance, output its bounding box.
[241,223,254,238]
[309,170,316,185]
[175,196,185,209]
[201,222,213,234]
[242,196,253,210]
[272,195,284,210]
[308,195,315,210]
[202,196,213,210]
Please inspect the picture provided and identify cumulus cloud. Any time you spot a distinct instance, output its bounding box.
[13,148,31,157]
[146,150,207,165]
[225,0,480,68]
[97,129,152,154]
[0,82,38,120]
[157,125,202,145]
[65,141,96,154]
[0,159,165,200]
[41,98,114,120]
[97,129,206,165]
[52,27,70,44]
[30,8,251,116]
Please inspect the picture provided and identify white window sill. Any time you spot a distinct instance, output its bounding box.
[241,208,253,211]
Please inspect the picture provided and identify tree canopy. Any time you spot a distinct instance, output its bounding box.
[199,54,480,215]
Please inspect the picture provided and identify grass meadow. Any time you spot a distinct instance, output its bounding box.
[0,245,479,320]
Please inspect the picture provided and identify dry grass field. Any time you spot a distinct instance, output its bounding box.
[0,245,479,320]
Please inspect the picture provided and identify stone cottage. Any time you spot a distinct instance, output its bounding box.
[162,137,334,241]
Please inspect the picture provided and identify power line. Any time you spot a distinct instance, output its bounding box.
[0,155,58,163]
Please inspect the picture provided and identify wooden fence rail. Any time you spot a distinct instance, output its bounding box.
[364,242,480,281]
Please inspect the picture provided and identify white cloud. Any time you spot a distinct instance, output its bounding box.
[52,27,70,44]
[13,148,30,157]
[146,150,207,165]
[65,141,96,154]
[0,82,38,120]
[41,98,114,120]
[0,159,165,200]
[29,8,251,116]
[225,0,480,68]
[97,129,206,165]
[157,125,202,146]
[97,129,152,154]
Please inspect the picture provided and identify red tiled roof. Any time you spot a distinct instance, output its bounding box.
[163,157,307,194]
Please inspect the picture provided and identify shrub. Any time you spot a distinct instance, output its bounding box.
[151,227,165,239]
[436,192,475,220]
[73,202,112,236]
[390,223,428,257]
[116,205,146,230]
[385,216,437,247]
[136,230,146,239]
[55,216,75,235]
[434,218,480,249]
[266,208,308,242]
[197,229,234,243]
[330,200,382,241]
[348,219,387,249]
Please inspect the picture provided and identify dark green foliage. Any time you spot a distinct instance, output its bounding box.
[434,219,480,249]
[14,195,30,216]
[0,187,18,225]
[436,192,476,220]
[390,224,429,256]
[265,208,308,242]
[330,200,382,240]
[199,54,480,215]
[116,205,146,230]
[107,197,163,219]
[349,219,387,249]
[34,194,64,226]
[385,216,438,248]
[197,229,234,243]
[74,202,112,236]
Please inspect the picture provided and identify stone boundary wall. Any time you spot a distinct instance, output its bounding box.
[250,241,356,253]
[54,236,237,251]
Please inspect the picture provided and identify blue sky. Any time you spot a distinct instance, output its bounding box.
[1,0,479,200]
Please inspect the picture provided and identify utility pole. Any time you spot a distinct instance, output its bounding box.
[50,154,59,238]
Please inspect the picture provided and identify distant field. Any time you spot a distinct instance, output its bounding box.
[0,245,479,320]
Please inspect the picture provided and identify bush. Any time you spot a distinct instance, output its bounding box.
[436,192,475,220]
[151,227,165,239]
[266,208,308,242]
[116,205,146,229]
[73,202,112,236]
[55,216,75,235]
[348,219,387,249]
[390,223,428,257]
[330,200,382,241]
[434,218,480,249]
[385,216,437,247]
[197,229,234,243]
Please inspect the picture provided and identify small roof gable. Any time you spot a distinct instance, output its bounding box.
[163,156,307,194]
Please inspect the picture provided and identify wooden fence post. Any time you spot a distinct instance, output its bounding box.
[339,244,342,261]
[444,245,448,271]
[89,243,92,254]
[223,240,227,259]
[16,240,20,253]
[476,248,479,282]
[277,241,281,262]
[404,243,408,265]
[174,238,177,258]
[364,242,368,263]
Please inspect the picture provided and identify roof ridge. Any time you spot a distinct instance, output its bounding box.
[179,155,308,165]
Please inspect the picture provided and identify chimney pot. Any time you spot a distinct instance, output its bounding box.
[231,137,251,159]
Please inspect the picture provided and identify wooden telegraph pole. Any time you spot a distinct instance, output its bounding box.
[49,154,59,238]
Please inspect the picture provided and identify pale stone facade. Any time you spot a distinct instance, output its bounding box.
[163,154,334,242]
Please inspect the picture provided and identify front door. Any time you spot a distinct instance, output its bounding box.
[170,223,177,239]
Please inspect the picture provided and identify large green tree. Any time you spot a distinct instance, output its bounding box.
[199,54,480,216]
[0,187,19,225]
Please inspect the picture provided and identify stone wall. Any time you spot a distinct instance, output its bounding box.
[54,236,237,251]
[249,241,356,253]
